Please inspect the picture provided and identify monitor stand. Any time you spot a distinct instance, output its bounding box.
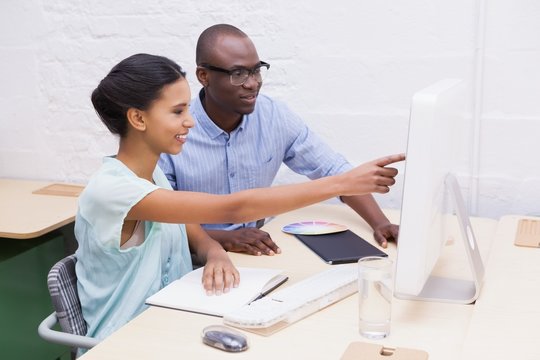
[397,173,484,304]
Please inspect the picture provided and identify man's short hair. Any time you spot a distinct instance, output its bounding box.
[196,24,248,65]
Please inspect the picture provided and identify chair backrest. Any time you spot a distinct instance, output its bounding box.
[47,255,88,337]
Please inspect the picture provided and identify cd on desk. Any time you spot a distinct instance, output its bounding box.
[281,220,348,235]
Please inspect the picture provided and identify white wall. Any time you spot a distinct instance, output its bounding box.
[1,0,539,219]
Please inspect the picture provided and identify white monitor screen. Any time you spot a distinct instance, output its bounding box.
[394,79,470,299]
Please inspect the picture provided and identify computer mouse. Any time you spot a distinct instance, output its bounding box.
[202,325,248,352]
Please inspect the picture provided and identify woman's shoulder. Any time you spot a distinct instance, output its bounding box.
[83,158,128,193]
[81,157,156,207]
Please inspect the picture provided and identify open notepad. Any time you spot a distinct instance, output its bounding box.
[146,267,287,317]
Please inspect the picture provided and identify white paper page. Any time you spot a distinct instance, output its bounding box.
[146,267,283,316]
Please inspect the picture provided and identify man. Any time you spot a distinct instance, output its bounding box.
[159,24,398,256]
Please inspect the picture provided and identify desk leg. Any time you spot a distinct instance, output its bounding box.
[59,222,78,256]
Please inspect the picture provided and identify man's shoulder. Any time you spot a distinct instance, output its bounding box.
[253,93,295,120]
[256,93,284,108]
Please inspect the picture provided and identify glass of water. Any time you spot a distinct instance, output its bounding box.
[358,256,393,339]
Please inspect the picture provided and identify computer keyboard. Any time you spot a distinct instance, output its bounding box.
[223,264,358,329]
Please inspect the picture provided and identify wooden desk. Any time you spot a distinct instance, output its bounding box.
[79,203,500,360]
[462,215,540,360]
[0,178,82,239]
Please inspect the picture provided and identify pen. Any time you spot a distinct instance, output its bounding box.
[249,275,288,304]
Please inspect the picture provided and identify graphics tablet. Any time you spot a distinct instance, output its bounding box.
[294,230,387,264]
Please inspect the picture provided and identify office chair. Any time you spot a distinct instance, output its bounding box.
[38,255,99,359]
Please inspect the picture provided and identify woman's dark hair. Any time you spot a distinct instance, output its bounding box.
[91,53,186,137]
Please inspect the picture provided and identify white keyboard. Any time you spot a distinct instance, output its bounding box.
[223,264,358,329]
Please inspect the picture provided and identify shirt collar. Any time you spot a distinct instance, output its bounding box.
[192,89,246,139]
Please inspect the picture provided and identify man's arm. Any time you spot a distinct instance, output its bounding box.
[340,194,398,248]
[275,101,399,248]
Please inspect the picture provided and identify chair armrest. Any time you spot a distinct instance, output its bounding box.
[38,313,100,349]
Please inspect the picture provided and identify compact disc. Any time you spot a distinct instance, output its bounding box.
[281,221,348,235]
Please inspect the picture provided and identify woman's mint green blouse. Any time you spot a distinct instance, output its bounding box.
[75,157,192,342]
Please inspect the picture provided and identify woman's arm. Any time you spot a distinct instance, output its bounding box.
[128,153,405,225]
[186,224,239,295]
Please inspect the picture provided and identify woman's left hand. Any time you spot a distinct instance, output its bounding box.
[201,248,240,295]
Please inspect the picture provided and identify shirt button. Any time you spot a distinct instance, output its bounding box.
[164,275,169,284]
[227,142,231,147]
[230,172,235,178]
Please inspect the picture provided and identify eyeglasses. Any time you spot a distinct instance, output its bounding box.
[199,61,270,86]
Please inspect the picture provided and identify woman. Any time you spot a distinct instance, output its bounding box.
[76,53,404,342]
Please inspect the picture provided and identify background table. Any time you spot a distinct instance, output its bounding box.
[462,215,540,360]
[0,178,82,239]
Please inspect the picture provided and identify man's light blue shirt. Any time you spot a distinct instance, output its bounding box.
[159,91,352,230]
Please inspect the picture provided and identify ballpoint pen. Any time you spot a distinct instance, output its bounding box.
[249,275,288,304]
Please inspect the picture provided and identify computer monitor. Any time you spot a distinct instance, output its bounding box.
[394,79,484,304]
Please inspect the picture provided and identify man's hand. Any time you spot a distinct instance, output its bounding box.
[207,228,281,256]
[373,222,399,249]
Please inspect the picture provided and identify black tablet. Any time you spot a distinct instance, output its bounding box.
[294,230,387,264]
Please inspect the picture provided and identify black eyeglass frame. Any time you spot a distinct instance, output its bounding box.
[199,61,270,86]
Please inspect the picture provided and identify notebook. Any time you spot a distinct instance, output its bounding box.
[146,266,288,317]
[295,230,387,264]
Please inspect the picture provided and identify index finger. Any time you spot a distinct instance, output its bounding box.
[225,268,241,290]
[374,153,406,167]
[259,234,281,255]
